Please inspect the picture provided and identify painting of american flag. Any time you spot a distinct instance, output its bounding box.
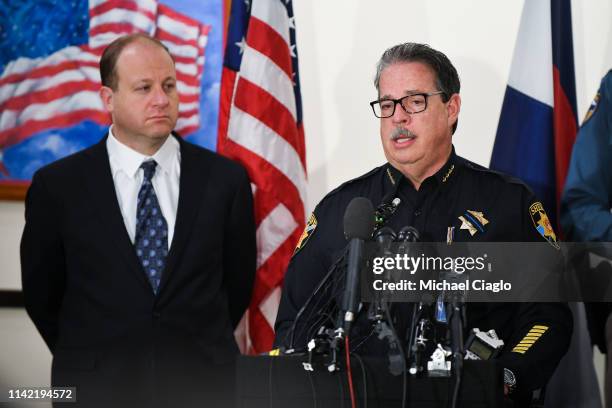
[218,0,306,353]
[0,0,223,187]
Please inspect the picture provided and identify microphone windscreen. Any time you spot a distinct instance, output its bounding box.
[343,197,375,240]
[374,226,396,240]
[398,225,420,242]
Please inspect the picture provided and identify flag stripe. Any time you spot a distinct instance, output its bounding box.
[228,105,306,205]
[176,82,200,95]
[222,139,305,233]
[157,3,202,31]
[250,0,291,48]
[507,0,553,107]
[251,241,292,303]
[89,22,150,38]
[1,91,104,129]
[248,309,275,354]
[239,46,296,120]
[176,113,199,126]
[175,62,199,77]
[0,46,98,81]
[0,66,99,104]
[0,80,100,112]
[259,286,282,330]
[155,27,201,49]
[178,108,199,117]
[551,0,577,112]
[179,102,199,112]
[552,66,577,206]
[550,0,578,224]
[247,17,293,78]
[173,55,205,70]
[233,77,305,167]
[0,110,110,149]
[89,0,157,20]
[90,9,156,34]
[175,72,201,87]
[254,227,302,299]
[177,93,199,104]
[0,60,99,87]
[256,203,299,268]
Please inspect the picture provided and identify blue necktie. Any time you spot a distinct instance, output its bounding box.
[134,160,168,294]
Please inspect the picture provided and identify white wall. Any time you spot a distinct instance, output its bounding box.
[2,0,612,290]
[0,202,24,290]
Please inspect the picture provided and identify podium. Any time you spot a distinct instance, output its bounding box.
[236,354,507,408]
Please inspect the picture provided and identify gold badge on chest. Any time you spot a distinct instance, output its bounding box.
[457,210,489,237]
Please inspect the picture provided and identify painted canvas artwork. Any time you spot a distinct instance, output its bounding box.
[0,0,224,197]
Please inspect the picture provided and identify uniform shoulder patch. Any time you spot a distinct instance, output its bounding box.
[529,202,559,249]
[582,90,600,125]
[294,213,317,255]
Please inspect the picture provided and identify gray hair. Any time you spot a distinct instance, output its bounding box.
[373,43,460,133]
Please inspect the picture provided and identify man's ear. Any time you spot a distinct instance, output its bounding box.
[447,93,461,128]
[99,86,114,113]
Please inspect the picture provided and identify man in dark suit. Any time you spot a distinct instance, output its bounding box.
[20,33,256,407]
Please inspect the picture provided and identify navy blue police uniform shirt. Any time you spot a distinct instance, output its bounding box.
[275,147,572,394]
[561,70,612,354]
[562,69,612,243]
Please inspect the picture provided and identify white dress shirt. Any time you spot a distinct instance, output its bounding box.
[106,127,181,248]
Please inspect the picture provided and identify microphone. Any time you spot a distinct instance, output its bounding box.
[369,227,396,321]
[374,226,396,255]
[397,225,419,242]
[340,197,375,333]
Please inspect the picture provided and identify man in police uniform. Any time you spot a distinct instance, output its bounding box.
[561,70,612,407]
[275,43,572,403]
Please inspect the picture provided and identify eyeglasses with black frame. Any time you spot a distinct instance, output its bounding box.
[370,91,446,118]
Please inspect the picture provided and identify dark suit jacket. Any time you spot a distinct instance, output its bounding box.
[20,134,256,407]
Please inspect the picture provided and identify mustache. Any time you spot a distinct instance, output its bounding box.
[390,127,417,140]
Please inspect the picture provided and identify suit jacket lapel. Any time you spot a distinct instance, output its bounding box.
[83,136,152,292]
[159,136,209,293]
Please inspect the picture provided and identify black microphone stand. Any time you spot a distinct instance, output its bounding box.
[367,227,406,376]
[448,284,467,408]
[395,226,434,377]
[308,197,375,373]
[286,247,349,354]
[407,301,433,376]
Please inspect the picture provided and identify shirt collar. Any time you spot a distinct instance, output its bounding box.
[432,145,458,185]
[385,145,458,191]
[107,127,179,178]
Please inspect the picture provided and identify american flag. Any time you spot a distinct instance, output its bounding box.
[0,0,210,180]
[218,0,306,353]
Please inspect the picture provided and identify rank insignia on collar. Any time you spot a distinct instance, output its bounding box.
[458,210,488,236]
[529,202,560,249]
[294,213,317,255]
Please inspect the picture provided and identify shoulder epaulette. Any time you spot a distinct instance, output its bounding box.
[458,156,535,194]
